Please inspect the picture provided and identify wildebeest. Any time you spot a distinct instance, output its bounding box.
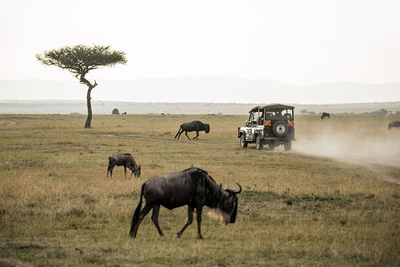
[174,120,210,140]
[107,153,141,178]
[129,168,242,239]
[321,112,330,119]
[388,121,400,130]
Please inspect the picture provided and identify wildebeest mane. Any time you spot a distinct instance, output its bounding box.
[182,168,225,208]
[182,167,217,184]
[182,167,208,174]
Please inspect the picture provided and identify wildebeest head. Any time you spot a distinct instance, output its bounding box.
[134,164,141,178]
[129,164,141,178]
[212,183,242,224]
[205,124,210,133]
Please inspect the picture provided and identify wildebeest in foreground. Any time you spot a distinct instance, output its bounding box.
[107,153,141,178]
[321,112,330,119]
[129,168,242,239]
[174,120,210,140]
[388,121,400,130]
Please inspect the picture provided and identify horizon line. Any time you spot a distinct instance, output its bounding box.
[1,99,400,106]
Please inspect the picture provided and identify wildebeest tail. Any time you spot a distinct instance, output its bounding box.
[174,126,182,139]
[107,157,112,177]
[129,183,145,237]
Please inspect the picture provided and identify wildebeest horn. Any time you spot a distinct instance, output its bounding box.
[234,182,242,194]
[227,183,242,195]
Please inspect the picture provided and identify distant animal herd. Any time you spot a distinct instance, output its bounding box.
[321,113,400,131]
[107,116,399,239]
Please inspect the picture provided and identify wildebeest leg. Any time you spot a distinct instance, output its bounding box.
[151,204,164,237]
[130,204,153,237]
[196,206,203,239]
[184,131,191,140]
[107,163,115,178]
[128,166,134,179]
[124,166,127,178]
[192,131,199,140]
[177,205,194,238]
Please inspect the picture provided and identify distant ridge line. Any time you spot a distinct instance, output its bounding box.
[0,100,399,115]
[0,78,399,104]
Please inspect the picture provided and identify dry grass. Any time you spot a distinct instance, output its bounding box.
[0,113,399,266]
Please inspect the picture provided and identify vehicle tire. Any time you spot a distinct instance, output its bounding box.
[284,141,292,151]
[272,121,288,137]
[240,134,248,148]
[256,135,263,150]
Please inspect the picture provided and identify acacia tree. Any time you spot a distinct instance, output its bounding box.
[36,44,127,128]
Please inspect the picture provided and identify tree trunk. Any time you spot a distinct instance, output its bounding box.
[85,87,93,128]
[80,75,98,128]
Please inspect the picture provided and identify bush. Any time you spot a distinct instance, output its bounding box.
[112,108,120,115]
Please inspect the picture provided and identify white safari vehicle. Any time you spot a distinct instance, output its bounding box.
[238,104,295,150]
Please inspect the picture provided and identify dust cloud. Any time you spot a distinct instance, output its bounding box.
[294,135,400,168]
[292,120,400,179]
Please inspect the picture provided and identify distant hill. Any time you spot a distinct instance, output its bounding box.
[1,100,399,115]
[1,77,399,104]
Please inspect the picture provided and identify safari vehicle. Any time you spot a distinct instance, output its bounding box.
[238,104,295,150]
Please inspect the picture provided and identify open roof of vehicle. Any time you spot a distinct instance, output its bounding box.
[249,104,295,113]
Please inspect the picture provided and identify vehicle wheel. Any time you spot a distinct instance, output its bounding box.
[256,136,263,150]
[272,121,288,137]
[240,135,248,148]
[284,141,292,151]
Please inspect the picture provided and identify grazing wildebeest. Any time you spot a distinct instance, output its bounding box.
[388,121,400,130]
[129,168,242,239]
[321,112,330,119]
[174,120,210,140]
[107,153,141,178]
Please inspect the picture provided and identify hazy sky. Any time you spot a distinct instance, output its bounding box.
[1,0,399,87]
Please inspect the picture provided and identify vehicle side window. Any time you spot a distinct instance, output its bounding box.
[265,112,273,119]
[253,112,260,124]
[249,112,254,122]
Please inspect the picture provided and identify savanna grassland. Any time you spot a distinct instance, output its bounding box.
[0,113,399,266]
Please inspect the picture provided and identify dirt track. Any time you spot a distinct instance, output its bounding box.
[0,120,17,126]
[329,154,399,185]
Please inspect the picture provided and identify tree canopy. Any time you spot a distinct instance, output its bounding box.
[36,44,127,78]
